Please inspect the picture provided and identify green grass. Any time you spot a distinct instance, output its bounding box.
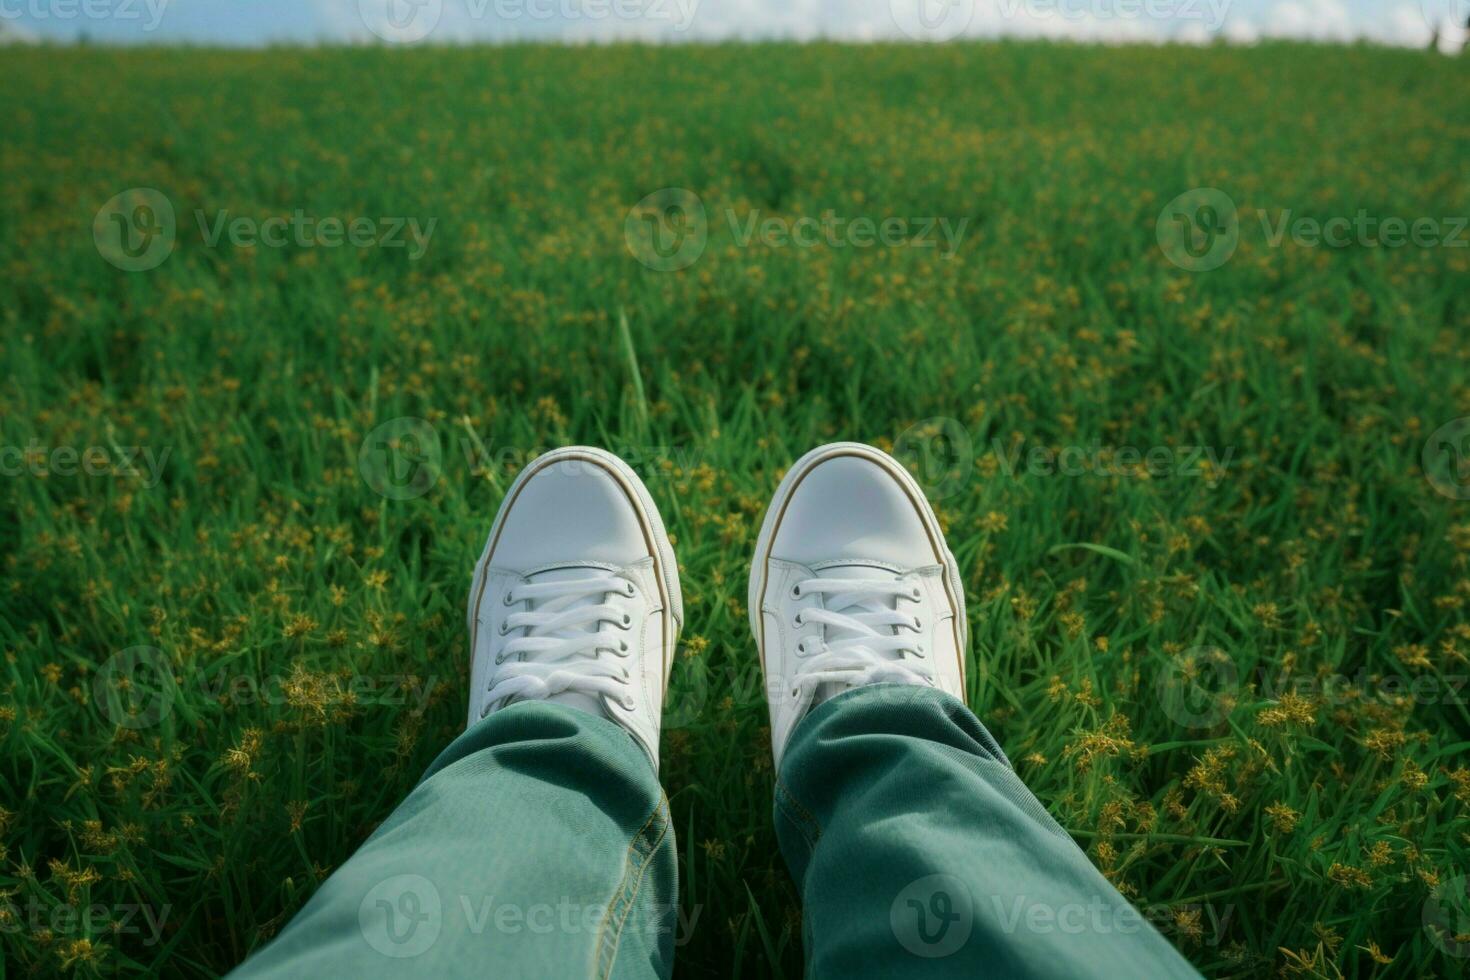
[3,40,1469,978]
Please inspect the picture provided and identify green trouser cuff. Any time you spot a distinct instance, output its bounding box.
[775,684,1202,978]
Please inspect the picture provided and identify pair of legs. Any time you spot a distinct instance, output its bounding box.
[231,444,1200,978]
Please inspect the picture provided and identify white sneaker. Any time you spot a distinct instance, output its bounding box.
[748,442,968,765]
[466,447,683,769]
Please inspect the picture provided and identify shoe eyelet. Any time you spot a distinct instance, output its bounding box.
[910,587,921,601]
[621,695,636,710]
[494,653,505,665]
[619,640,629,654]
[790,584,801,599]
[793,612,804,628]
[912,617,923,631]
[790,686,800,699]
[620,613,632,629]
[498,620,510,635]
[503,591,515,606]
[623,581,636,597]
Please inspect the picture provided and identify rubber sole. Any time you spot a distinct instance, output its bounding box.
[745,441,968,697]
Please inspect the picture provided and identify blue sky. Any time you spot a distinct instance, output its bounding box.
[0,0,1462,47]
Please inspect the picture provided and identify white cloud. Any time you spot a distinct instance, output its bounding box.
[0,18,41,43]
[1259,0,1353,41]
[296,0,1459,47]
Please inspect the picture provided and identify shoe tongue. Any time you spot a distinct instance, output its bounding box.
[518,565,614,717]
[808,565,906,705]
[814,563,902,579]
[813,564,903,634]
[811,567,899,652]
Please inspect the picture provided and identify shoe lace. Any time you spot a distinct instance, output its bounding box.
[485,573,634,710]
[790,577,933,699]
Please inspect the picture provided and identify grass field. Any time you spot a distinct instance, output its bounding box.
[3,39,1470,978]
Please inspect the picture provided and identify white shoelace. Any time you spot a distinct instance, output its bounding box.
[484,573,634,712]
[789,576,934,700]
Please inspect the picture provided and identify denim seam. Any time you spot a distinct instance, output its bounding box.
[773,779,822,851]
[595,794,670,980]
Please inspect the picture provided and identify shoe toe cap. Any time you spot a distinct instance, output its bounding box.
[491,455,651,570]
[770,453,938,568]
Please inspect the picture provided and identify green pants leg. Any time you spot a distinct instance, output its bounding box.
[775,684,1203,978]
[229,701,676,980]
